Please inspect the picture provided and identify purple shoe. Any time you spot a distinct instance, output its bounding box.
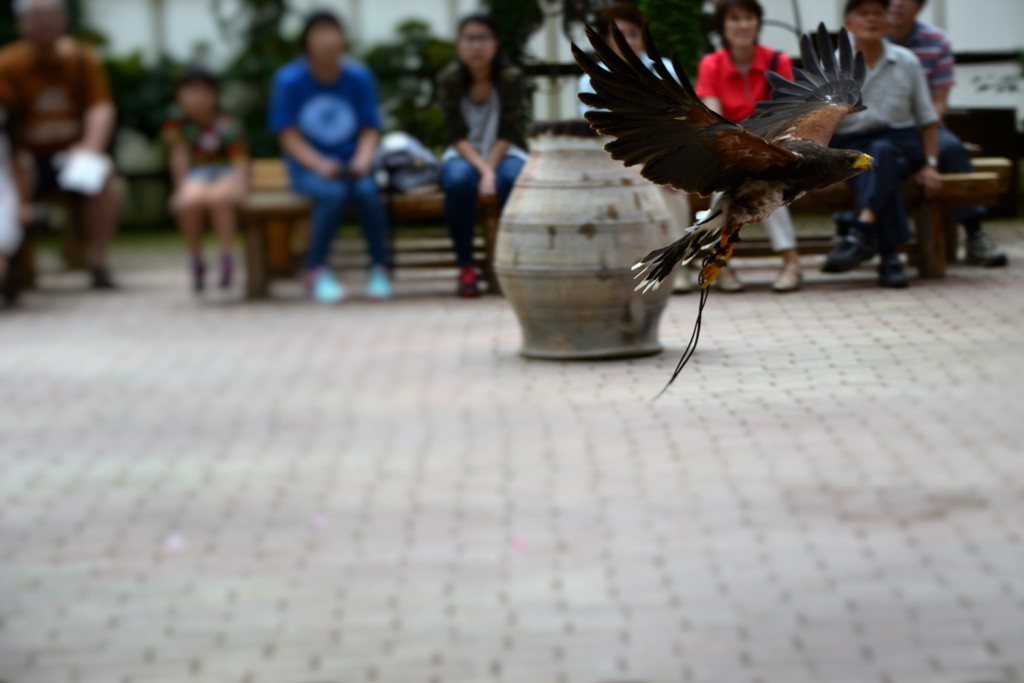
[192,259,206,294]
[219,254,234,289]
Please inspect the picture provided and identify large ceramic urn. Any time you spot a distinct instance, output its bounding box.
[495,120,682,359]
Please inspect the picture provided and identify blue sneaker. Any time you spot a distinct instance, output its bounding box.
[307,268,346,304]
[365,265,392,300]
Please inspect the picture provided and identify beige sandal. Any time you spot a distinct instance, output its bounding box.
[715,266,744,292]
[772,263,802,292]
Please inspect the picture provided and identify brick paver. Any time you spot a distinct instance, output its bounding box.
[1,223,1023,683]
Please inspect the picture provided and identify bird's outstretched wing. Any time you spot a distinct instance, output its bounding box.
[741,24,866,146]
[572,26,797,197]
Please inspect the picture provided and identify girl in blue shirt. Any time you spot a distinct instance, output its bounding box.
[269,10,391,303]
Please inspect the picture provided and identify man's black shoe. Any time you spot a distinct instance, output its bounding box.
[822,230,876,273]
[91,268,119,291]
[877,253,909,288]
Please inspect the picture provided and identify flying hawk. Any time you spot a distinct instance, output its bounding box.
[573,23,872,392]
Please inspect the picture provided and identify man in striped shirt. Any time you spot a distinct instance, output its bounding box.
[888,0,1008,267]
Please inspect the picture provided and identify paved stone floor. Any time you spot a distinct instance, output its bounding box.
[2,223,1023,683]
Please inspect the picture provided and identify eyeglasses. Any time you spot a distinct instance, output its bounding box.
[459,34,496,45]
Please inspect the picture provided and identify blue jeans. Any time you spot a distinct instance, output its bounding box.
[289,166,389,270]
[441,155,524,267]
[832,128,923,255]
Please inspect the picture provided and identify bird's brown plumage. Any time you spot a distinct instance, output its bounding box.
[572,22,871,394]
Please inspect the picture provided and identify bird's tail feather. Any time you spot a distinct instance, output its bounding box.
[632,208,726,293]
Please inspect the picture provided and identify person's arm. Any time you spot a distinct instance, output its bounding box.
[694,55,722,115]
[929,86,950,121]
[75,48,116,154]
[495,67,525,153]
[348,67,383,177]
[224,122,249,194]
[928,34,956,121]
[485,139,510,170]
[349,127,378,177]
[916,121,942,199]
[438,66,470,147]
[269,67,341,178]
[701,96,723,116]
[910,60,942,199]
[278,128,341,177]
[77,102,115,154]
[231,157,249,194]
[168,141,190,189]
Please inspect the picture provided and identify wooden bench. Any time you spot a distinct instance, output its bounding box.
[6,191,93,300]
[687,160,1008,278]
[239,159,500,299]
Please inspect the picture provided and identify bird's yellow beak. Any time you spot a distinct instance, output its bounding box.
[853,153,874,171]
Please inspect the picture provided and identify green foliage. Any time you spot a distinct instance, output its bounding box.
[363,20,455,152]
[104,52,183,139]
[0,3,15,45]
[481,0,544,66]
[192,0,297,157]
[637,0,708,79]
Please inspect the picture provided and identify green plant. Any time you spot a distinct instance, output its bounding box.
[637,0,707,79]
[216,0,298,157]
[363,20,455,151]
[104,52,184,140]
[481,0,545,66]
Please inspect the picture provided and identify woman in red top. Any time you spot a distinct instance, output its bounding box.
[695,0,802,292]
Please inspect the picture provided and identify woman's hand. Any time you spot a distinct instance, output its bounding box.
[314,157,344,179]
[348,153,373,178]
[478,168,496,196]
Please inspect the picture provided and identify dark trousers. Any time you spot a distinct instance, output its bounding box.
[440,156,524,267]
[832,127,923,255]
[938,124,985,225]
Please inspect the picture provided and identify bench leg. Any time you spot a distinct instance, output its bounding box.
[914,201,946,278]
[14,234,37,289]
[60,200,88,272]
[242,215,270,300]
[942,209,959,263]
[481,207,501,295]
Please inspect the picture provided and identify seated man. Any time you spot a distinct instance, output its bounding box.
[888,0,1007,266]
[268,9,391,304]
[823,0,941,288]
[0,0,120,289]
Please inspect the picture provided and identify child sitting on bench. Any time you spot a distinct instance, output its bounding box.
[162,68,248,293]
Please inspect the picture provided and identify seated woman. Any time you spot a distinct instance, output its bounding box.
[162,68,247,293]
[695,0,802,292]
[436,14,527,297]
[269,9,391,303]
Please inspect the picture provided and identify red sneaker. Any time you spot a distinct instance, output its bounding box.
[457,266,480,298]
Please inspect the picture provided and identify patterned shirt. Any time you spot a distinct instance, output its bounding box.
[161,111,247,167]
[892,20,955,90]
[0,38,112,157]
